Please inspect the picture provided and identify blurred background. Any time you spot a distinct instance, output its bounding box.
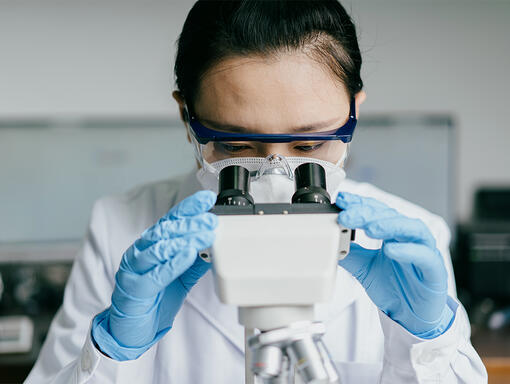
[0,0,509,382]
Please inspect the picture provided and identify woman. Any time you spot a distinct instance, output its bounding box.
[26,1,487,383]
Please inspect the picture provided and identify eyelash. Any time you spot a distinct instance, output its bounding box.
[294,143,324,152]
[217,143,251,152]
[216,142,324,153]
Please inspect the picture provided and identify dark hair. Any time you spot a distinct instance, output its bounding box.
[174,0,363,108]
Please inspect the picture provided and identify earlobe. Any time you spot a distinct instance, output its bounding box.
[354,91,367,119]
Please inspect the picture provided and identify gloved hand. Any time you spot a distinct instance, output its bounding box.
[336,192,454,339]
[92,190,218,360]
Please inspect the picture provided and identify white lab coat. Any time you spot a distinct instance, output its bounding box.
[25,172,487,383]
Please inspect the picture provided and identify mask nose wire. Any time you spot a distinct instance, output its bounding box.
[252,154,294,181]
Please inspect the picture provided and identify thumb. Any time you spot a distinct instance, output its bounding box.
[338,243,379,281]
[178,255,211,292]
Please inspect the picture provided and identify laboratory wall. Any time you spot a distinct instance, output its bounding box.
[1,0,509,220]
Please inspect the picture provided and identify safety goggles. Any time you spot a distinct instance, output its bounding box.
[183,99,357,163]
[185,99,357,144]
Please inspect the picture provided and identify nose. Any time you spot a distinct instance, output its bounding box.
[255,143,293,158]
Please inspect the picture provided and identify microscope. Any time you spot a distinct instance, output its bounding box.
[206,162,354,384]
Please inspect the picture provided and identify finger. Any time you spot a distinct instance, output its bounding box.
[178,256,211,292]
[125,231,216,273]
[111,277,160,316]
[115,265,161,300]
[363,217,436,248]
[118,247,199,299]
[116,245,204,300]
[167,190,217,219]
[383,242,447,288]
[147,247,198,291]
[156,257,212,326]
[337,204,400,229]
[336,192,391,211]
[338,243,379,284]
[142,212,218,242]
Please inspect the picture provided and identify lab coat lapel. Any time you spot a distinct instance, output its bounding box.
[187,271,245,353]
[315,267,362,324]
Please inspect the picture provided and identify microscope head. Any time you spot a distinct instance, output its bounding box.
[208,162,353,330]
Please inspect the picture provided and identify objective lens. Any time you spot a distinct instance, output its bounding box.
[251,345,283,379]
[286,336,330,383]
[291,163,331,204]
[216,165,254,206]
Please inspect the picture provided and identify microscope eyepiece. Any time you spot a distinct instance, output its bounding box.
[216,165,255,206]
[291,163,331,205]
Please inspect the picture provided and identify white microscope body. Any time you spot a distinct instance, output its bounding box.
[207,163,353,384]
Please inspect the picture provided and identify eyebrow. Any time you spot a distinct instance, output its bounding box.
[197,116,346,134]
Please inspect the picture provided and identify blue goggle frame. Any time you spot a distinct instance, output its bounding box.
[185,99,357,144]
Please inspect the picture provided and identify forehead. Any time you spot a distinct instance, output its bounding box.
[193,53,350,131]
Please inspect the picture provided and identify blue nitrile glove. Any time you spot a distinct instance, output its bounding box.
[336,192,454,339]
[91,190,218,360]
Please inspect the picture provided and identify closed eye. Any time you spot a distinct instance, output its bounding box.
[214,142,253,153]
[294,142,325,152]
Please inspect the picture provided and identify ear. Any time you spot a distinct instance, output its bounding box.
[172,90,187,122]
[354,91,366,119]
[172,90,192,144]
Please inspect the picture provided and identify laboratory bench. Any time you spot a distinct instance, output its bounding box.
[0,315,53,383]
[472,328,510,384]
[0,255,72,384]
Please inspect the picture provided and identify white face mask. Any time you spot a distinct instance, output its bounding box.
[196,152,347,204]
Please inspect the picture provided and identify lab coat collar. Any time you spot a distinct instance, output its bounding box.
[176,170,362,353]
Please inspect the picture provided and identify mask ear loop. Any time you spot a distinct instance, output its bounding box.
[335,143,349,168]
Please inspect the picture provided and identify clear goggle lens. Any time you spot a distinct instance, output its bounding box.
[191,136,347,164]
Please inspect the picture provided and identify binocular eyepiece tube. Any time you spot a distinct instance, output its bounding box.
[292,163,331,205]
[216,162,331,206]
[216,165,254,206]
